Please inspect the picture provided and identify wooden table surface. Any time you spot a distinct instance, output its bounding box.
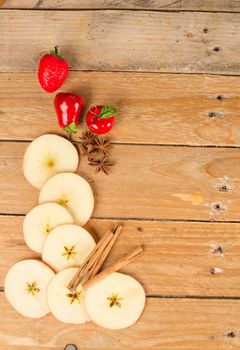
[1,1,240,349]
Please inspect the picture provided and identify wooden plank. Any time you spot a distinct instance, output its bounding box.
[2,0,240,12]
[1,72,240,146]
[2,216,240,296]
[1,141,240,221]
[0,293,239,350]
[0,10,240,74]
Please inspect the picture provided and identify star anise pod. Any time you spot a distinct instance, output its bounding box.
[93,137,111,155]
[89,156,114,175]
[80,144,97,160]
[80,131,95,145]
[80,144,88,156]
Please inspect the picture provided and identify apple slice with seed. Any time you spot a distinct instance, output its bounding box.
[42,224,96,272]
[85,272,145,329]
[23,202,74,253]
[39,172,94,225]
[47,267,90,324]
[23,134,79,189]
[4,259,55,318]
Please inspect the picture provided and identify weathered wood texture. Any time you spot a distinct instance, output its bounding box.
[2,216,240,296]
[0,10,240,74]
[1,72,240,146]
[2,0,240,12]
[0,293,239,350]
[1,141,240,221]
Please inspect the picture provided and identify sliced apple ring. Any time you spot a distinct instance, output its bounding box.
[42,224,96,272]
[47,267,90,324]
[4,259,55,318]
[23,134,79,189]
[85,272,145,329]
[23,202,74,253]
[39,172,94,225]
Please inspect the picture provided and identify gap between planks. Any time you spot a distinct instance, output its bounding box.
[2,139,240,149]
[1,0,240,13]
[2,68,240,77]
[0,288,240,300]
[1,7,240,15]
[2,213,240,224]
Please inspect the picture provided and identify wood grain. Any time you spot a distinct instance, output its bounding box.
[1,0,240,12]
[1,72,240,146]
[2,216,240,296]
[1,141,240,221]
[1,10,240,74]
[1,2,239,349]
[0,293,240,349]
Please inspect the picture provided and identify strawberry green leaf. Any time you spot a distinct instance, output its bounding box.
[100,106,117,119]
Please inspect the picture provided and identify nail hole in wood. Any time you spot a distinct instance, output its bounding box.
[213,245,224,255]
[218,184,229,192]
[211,202,227,215]
[213,47,221,52]
[227,331,236,338]
[137,227,144,232]
[217,176,230,193]
[207,111,225,119]
[217,95,224,101]
[213,203,221,210]
[210,267,223,275]
[203,27,208,33]
[208,112,216,118]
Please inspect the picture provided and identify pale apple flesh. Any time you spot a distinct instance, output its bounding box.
[23,134,79,189]
[42,224,96,272]
[85,272,146,330]
[4,259,55,318]
[39,172,94,225]
[23,202,74,253]
[47,267,90,324]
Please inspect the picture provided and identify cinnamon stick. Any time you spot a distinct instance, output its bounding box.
[83,246,143,290]
[67,229,113,291]
[67,223,123,291]
[78,231,113,276]
[88,223,123,279]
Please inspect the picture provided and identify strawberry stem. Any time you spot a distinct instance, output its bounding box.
[50,46,62,59]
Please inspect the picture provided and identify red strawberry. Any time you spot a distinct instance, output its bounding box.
[54,92,85,133]
[38,47,68,93]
